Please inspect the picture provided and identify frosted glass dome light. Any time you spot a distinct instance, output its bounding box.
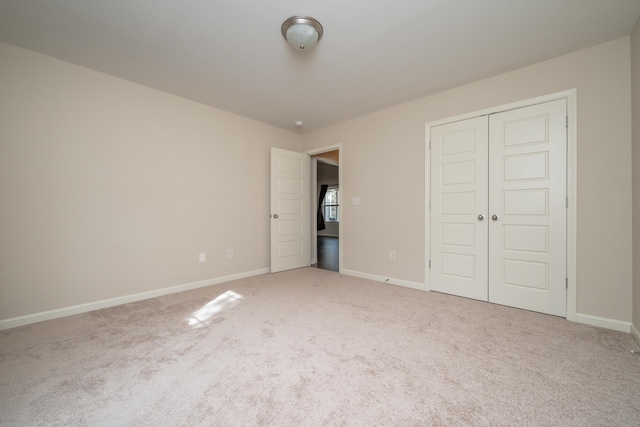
[281,16,323,51]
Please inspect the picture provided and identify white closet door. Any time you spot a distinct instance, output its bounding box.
[487,100,567,316]
[430,117,489,301]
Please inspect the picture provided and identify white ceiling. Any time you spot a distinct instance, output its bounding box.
[1,1,639,133]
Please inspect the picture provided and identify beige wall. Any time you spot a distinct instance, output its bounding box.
[0,42,301,321]
[632,18,640,340]
[302,37,633,323]
[1,36,636,327]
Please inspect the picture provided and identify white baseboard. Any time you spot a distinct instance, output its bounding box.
[336,275,632,334]
[632,323,640,346]
[575,313,631,333]
[341,269,426,291]
[0,268,269,331]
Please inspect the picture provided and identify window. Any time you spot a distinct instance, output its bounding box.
[323,187,339,222]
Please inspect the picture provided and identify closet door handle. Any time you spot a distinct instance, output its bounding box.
[492,214,500,221]
[478,214,485,221]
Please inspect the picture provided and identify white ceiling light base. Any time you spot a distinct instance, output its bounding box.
[281,16,323,51]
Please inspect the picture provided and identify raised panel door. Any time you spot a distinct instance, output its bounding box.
[430,117,489,301]
[488,100,567,316]
[270,148,310,273]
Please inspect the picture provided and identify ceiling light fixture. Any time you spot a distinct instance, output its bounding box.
[281,16,323,51]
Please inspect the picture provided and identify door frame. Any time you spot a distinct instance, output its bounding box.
[306,143,343,273]
[425,89,577,321]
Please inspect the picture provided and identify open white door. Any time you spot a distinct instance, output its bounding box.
[270,148,311,273]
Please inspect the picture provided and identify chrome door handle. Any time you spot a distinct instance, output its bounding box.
[492,214,499,221]
[273,214,279,219]
[478,214,485,221]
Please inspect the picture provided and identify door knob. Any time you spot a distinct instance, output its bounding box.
[478,214,485,221]
[492,214,499,221]
[273,214,279,219]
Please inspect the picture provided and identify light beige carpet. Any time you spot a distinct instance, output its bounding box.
[1,267,639,426]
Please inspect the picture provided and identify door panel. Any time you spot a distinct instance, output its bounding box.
[270,148,310,273]
[430,99,567,317]
[488,100,567,316]
[430,117,489,301]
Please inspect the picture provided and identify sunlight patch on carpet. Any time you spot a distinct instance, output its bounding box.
[186,290,243,328]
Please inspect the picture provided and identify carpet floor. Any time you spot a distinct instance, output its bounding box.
[1,267,639,426]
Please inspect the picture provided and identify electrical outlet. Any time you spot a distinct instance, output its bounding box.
[389,250,396,260]
[199,252,206,263]
[227,249,234,258]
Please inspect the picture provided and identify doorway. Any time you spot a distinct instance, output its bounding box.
[306,145,342,273]
[314,158,339,272]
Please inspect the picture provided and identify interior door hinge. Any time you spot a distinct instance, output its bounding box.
[428,140,431,150]
[428,200,431,209]
[565,196,569,208]
[566,278,568,289]
[429,260,431,269]
[566,116,569,128]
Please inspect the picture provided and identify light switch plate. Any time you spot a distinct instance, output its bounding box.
[352,196,360,205]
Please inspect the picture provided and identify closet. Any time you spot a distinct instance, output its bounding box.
[429,99,567,316]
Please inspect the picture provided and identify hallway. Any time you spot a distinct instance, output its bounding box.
[314,236,338,272]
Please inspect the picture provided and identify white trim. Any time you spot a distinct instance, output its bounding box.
[427,89,577,128]
[305,143,343,273]
[425,122,432,292]
[425,89,577,320]
[310,157,318,264]
[566,90,578,322]
[341,268,425,291]
[305,143,342,156]
[632,323,640,347]
[575,313,631,333]
[0,268,269,331]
